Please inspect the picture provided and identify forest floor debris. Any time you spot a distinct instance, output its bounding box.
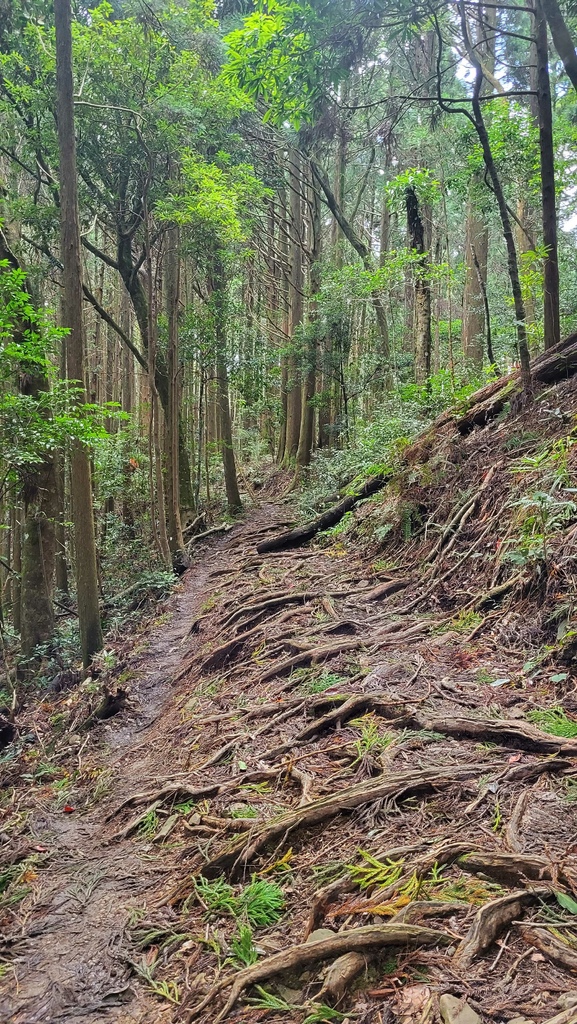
[3,378,577,1022]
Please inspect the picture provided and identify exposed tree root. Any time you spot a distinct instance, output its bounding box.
[201,763,488,878]
[455,890,545,966]
[457,850,577,890]
[256,637,365,684]
[362,578,413,603]
[414,713,577,755]
[523,926,577,972]
[186,923,450,1023]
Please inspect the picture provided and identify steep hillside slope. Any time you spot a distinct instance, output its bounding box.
[4,364,577,1024]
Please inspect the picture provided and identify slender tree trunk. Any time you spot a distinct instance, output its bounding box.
[540,0,577,92]
[55,0,103,665]
[165,222,185,554]
[457,0,531,390]
[462,191,488,368]
[295,170,321,472]
[211,260,242,514]
[284,148,304,463]
[406,186,432,383]
[533,0,561,349]
[461,6,496,368]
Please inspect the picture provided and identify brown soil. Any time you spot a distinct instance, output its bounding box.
[3,384,577,1024]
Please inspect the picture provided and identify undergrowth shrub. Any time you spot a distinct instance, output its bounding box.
[298,370,492,517]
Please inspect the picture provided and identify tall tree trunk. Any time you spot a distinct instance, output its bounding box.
[461,5,496,368]
[165,222,185,555]
[540,0,577,92]
[211,260,242,514]
[55,0,103,665]
[284,148,304,464]
[406,186,432,384]
[457,0,531,390]
[295,169,321,473]
[533,0,561,350]
[462,188,487,368]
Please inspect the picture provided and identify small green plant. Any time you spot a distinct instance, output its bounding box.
[350,714,395,763]
[194,876,238,916]
[347,850,405,890]
[298,671,347,695]
[230,923,259,966]
[449,610,483,634]
[174,800,195,815]
[506,491,577,566]
[492,797,503,832]
[239,877,285,927]
[247,986,293,1010]
[303,1006,347,1024]
[137,810,160,839]
[193,875,284,926]
[130,959,180,1004]
[527,706,577,738]
[319,511,355,540]
[230,804,258,818]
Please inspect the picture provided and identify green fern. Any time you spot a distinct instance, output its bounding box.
[527,706,577,738]
[347,850,404,890]
[230,924,259,966]
[193,876,238,916]
[239,877,285,926]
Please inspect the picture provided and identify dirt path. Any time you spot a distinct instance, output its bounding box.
[3,490,577,1024]
[2,511,266,1024]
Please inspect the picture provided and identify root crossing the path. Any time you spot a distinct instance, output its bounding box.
[3,476,577,1024]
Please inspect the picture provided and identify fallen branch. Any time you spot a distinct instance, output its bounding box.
[256,473,389,554]
[458,850,577,891]
[186,523,233,552]
[186,923,450,1023]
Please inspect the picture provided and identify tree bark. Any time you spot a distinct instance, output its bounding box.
[540,0,577,92]
[55,0,103,665]
[406,186,432,384]
[457,0,531,391]
[284,148,304,463]
[462,191,488,368]
[295,168,321,473]
[211,259,242,515]
[165,221,185,555]
[533,0,561,350]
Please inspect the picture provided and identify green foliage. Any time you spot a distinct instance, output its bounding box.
[0,263,120,499]
[137,811,160,838]
[230,923,259,966]
[303,1007,347,1024]
[385,167,441,212]
[193,875,285,926]
[247,985,293,1010]
[506,492,577,566]
[350,714,395,762]
[526,706,577,738]
[238,877,285,927]
[346,851,405,891]
[194,875,238,916]
[297,671,347,695]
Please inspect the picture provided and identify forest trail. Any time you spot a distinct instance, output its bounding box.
[2,512,261,1024]
[4,461,577,1024]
